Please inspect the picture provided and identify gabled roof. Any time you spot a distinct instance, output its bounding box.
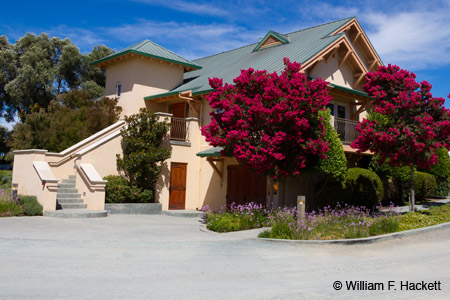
[145,17,356,100]
[253,30,290,51]
[92,40,202,71]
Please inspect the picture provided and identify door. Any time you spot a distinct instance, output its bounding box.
[169,162,187,210]
[170,103,187,140]
[226,165,266,206]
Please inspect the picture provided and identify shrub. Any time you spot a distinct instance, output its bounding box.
[343,168,384,209]
[19,195,43,216]
[104,175,153,203]
[434,180,450,197]
[414,172,436,200]
[0,199,22,217]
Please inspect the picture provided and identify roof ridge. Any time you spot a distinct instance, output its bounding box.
[142,39,195,61]
[192,17,354,62]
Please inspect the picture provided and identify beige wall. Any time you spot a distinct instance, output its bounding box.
[105,57,184,117]
[311,55,356,89]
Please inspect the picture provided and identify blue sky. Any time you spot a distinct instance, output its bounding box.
[1,0,450,108]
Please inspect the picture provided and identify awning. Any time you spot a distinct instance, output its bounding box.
[196,147,224,157]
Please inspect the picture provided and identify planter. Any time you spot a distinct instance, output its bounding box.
[105,203,162,214]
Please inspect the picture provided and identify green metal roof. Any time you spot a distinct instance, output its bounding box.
[196,147,224,157]
[328,83,370,98]
[145,17,355,100]
[92,40,202,70]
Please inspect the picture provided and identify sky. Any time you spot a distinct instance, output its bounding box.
[1,0,450,114]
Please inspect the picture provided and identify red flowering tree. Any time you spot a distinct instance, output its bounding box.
[351,64,450,211]
[202,58,331,199]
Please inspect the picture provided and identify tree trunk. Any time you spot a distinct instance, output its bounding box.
[410,165,415,212]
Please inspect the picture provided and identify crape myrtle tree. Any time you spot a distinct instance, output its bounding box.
[202,58,342,207]
[351,64,450,211]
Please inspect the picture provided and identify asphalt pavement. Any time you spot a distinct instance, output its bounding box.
[1,214,449,299]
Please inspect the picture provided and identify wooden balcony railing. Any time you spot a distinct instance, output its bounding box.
[170,117,189,141]
[334,117,359,144]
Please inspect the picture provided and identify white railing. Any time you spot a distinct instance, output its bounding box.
[334,117,359,143]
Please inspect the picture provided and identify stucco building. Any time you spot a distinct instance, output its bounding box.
[12,17,380,212]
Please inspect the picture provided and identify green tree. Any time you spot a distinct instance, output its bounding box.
[0,34,113,121]
[116,108,172,195]
[0,126,11,161]
[10,91,122,152]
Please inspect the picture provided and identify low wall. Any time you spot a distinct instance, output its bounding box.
[105,203,162,214]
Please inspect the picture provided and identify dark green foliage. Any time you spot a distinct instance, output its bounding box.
[0,126,11,161]
[104,175,153,203]
[369,154,410,181]
[413,172,437,200]
[10,94,121,152]
[343,168,384,209]
[19,195,42,216]
[422,148,450,197]
[0,34,113,121]
[116,108,171,192]
[317,109,347,181]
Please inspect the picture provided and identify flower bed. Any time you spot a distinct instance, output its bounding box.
[203,202,450,240]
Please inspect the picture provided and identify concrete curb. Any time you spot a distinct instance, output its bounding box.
[162,210,205,218]
[200,221,450,244]
[105,203,162,215]
[43,209,107,218]
[256,221,450,245]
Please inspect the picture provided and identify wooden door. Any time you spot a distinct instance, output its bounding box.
[226,165,266,206]
[169,163,187,210]
[172,103,185,118]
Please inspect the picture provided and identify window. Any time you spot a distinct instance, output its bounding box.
[116,82,122,97]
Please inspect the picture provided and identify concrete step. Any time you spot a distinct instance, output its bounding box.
[57,198,84,204]
[57,183,76,188]
[68,175,76,179]
[57,188,78,194]
[44,209,107,218]
[61,179,76,184]
[57,193,81,199]
[60,203,87,209]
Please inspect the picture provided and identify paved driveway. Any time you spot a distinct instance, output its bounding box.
[1,215,449,300]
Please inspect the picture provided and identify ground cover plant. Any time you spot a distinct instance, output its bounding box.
[0,193,42,217]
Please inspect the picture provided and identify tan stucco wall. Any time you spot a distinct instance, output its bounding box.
[104,57,184,117]
[311,55,356,89]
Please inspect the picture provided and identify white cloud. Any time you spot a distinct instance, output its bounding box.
[132,0,229,17]
[364,11,450,70]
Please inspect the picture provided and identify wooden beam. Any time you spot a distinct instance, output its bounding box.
[368,59,378,70]
[325,45,340,63]
[353,72,363,78]
[187,100,200,118]
[207,157,224,183]
[355,101,369,115]
[352,32,362,44]
[307,57,323,74]
[353,73,365,88]
[339,50,353,67]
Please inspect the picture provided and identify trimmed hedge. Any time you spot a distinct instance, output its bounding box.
[343,168,384,209]
[19,195,43,216]
[104,175,153,203]
[414,172,436,200]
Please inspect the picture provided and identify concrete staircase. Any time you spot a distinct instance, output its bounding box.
[43,175,107,218]
[57,175,87,209]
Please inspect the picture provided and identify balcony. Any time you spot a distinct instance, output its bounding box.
[170,117,189,142]
[334,117,359,144]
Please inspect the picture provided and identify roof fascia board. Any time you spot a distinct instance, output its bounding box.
[92,49,202,70]
[331,18,383,66]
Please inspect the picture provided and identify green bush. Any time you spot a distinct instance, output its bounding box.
[414,172,436,200]
[104,175,153,203]
[343,168,384,209]
[0,199,22,217]
[434,180,450,197]
[19,195,43,216]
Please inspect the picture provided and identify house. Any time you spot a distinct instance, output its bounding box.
[12,17,380,212]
